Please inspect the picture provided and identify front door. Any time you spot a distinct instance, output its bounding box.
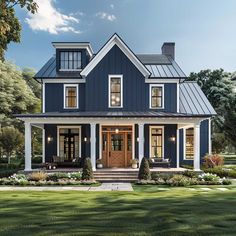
[102,126,132,168]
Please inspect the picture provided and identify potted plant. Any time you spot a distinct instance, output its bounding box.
[96,159,103,169]
[131,159,138,169]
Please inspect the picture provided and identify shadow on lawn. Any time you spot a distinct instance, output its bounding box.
[0,190,236,236]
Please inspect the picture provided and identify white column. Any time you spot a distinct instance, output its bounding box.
[25,122,32,171]
[208,118,212,155]
[90,123,96,171]
[176,128,180,168]
[138,123,144,165]
[194,123,201,171]
[42,128,45,163]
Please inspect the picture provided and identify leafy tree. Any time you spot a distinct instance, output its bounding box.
[0,61,40,126]
[82,158,94,180]
[212,133,228,153]
[0,126,24,164]
[138,158,151,180]
[0,0,38,61]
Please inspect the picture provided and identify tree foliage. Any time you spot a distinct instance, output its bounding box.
[0,61,40,126]
[0,126,24,163]
[138,158,151,180]
[0,0,38,60]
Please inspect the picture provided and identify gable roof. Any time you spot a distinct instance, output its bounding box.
[80,33,151,78]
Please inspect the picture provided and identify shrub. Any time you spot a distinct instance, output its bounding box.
[28,171,48,182]
[222,179,232,185]
[183,170,198,178]
[138,158,151,180]
[166,175,192,187]
[203,154,224,168]
[151,172,173,181]
[0,169,18,178]
[47,172,69,181]
[198,173,220,182]
[82,158,93,180]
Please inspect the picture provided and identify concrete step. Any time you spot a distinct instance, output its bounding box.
[94,173,138,176]
[94,175,138,179]
[95,179,137,183]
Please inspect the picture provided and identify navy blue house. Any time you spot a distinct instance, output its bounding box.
[17,34,216,171]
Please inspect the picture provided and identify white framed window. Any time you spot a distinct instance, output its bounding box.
[63,84,79,109]
[108,75,123,108]
[149,84,164,109]
[59,51,82,71]
[149,126,164,158]
[183,128,194,160]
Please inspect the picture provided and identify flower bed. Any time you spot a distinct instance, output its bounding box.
[137,171,232,186]
[0,172,98,186]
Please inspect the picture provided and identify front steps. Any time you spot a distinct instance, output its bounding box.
[94,170,139,183]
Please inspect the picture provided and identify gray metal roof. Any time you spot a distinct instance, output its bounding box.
[15,111,210,118]
[179,82,216,115]
[35,53,186,79]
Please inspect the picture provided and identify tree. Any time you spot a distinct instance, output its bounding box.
[138,158,151,180]
[0,61,40,127]
[82,158,94,180]
[0,0,38,61]
[0,126,24,164]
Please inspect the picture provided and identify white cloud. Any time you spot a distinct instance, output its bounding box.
[110,4,114,9]
[25,0,81,34]
[96,12,116,21]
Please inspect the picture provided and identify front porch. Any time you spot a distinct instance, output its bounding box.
[18,115,207,172]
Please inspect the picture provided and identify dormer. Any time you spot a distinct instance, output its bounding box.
[52,42,94,72]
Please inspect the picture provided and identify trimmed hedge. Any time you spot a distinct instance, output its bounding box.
[82,158,94,180]
[138,158,151,180]
[0,169,18,178]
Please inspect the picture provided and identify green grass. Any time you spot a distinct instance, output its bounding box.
[0,187,236,236]
[222,154,236,165]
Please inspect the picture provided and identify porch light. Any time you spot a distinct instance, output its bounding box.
[84,137,87,142]
[169,136,176,142]
[47,136,53,143]
[136,137,139,142]
[115,128,119,134]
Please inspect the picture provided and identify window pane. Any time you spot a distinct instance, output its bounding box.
[151,128,163,158]
[60,51,81,70]
[151,86,163,108]
[69,52,73,60]
[110,77,121,107]
[185,128,194,159]
[65,87,77,108]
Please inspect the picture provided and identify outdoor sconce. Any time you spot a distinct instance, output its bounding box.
[115,128,119,134]
[47,136,53,143]
[169,136,176,142]
[84,137,88,142]
[136,137,139,142]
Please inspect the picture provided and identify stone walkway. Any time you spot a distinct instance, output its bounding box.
[0,183,134,192]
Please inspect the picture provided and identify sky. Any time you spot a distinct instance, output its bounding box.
[5,0,236,75]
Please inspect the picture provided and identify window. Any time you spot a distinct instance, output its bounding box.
[60,51,82,70]
[109,75,123,108]
[150,127,164,158]
[150,84,164,109]
[64,84,78,109]
[184,128,194,160]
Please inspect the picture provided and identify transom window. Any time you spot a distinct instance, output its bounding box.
[109,75,123,108]
[150,127,164,158]
[150,84,164,109]
[60,51,82,70]
[185,128,194,160]
[64,84,78,109]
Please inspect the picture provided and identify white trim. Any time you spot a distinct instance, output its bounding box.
[90,123,96,171]
[56,126,82,159]
[59,69,82,72]
[63,84,79,109]
[42,82,45,113]
[176,129,180,168]
[145,79,179,83]
[52,43,93,57]
[99,124,135,160]
[138,123,144,164]
[80,34,150,78]
[42,128,45,163]
[208,118,212,155]
[149,126,165,159]
[193,123,201,171]
[24,122,32,171]
[177,83,180,112]
[108,74,123,108]
[41,79,85,83]
[149,84,165,109]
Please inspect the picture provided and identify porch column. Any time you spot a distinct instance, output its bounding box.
[90,123,96,171]
[176,128,180,168]
[42,128,45,163]
[193,123,201,171]
[24,122,32,171]
[138,123,144,165]
[208,118,212,155]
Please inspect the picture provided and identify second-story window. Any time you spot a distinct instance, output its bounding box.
[64,84,79,109]
[109,75,123,108]
[150,84,164,109]
[60,51,82,70]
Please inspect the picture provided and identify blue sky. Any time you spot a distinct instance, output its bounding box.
[6,0,236,75]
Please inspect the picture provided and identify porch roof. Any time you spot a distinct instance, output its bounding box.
[15,111,211,118]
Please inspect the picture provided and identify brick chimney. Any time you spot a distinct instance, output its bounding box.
[161,42,175,60]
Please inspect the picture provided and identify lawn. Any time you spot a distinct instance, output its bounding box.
[0,187,236,236]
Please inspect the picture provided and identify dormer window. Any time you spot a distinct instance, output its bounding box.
[60,51,82,71]
[149,84,164,109]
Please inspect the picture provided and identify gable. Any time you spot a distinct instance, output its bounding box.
[80,34,151,78]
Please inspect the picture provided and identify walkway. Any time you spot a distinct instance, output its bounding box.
[0,183,134,192]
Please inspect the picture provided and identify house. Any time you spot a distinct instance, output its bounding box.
[16,33,216,171]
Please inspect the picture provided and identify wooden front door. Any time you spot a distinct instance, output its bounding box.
[102,126,132,168]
